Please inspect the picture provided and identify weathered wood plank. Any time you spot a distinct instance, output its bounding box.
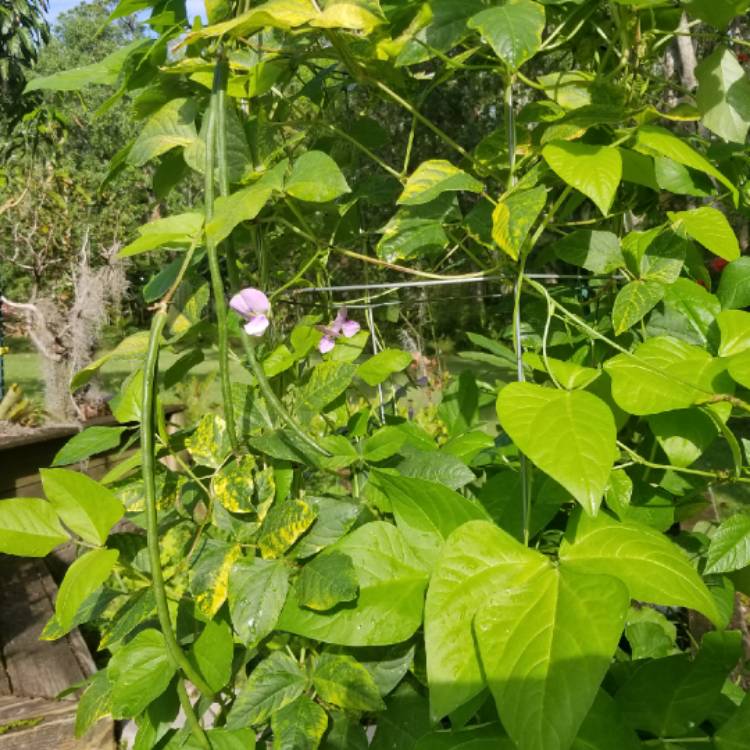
[0,406,182,500]
[0,660,10,697]
[0,556,115,749]
[0,556,91,699]
[0,696,114,750]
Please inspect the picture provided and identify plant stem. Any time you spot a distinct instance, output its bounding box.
[176,679,210,750]
[326,124,402,179]
[206,60,239,453]
[140,307,214,740]
[505,73,532,545]
[373,80,470,161]
[617,440,749,482]
[269,246,324,300]
[243,339,331,457]
[335,247,490,280]
[505,75,516,192]
[512,259,532,546]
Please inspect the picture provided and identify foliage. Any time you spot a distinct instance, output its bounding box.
[0,1,167,313]
[0,0,48,114]
[3,1,750,749]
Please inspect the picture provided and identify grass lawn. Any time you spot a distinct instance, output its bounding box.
[3,342,500,428]
[3,348,251,412]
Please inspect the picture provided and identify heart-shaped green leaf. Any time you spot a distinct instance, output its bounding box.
[604,336,730,415]
[425,520,549,720]
[468,0,546,70]
[0,498,68,557]
[560,510,721,624]
[542,141,622,215]
[476,566,629,750]
[497,382,617,515]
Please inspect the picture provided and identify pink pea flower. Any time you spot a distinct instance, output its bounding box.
[318,308,360,353]
[230,287,270,336]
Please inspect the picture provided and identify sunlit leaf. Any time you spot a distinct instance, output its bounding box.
[560,510,721,624]
[491,185,546,261]
[312,653,385,711]
[612,280,664,335]
[398,160,482,206]
[425,520,549,720]
[634,125,738,204]
[604,336,730,415]
[476,566,628,750]
[497,382,617,515]
[668,206,740,262]
[41,468,124,546]
[279,522,428,646]
[543,141,622,215]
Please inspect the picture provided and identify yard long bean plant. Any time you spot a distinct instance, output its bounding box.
[4,0,750,748]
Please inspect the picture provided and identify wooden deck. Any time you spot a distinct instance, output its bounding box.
[0,556,115,749]
[0,417,127,500]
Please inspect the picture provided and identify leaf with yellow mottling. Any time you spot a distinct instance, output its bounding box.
[190,538,242,617]
[491,186,547,261]
[158,522,193,580]
[398,160,483,206]
[258,499,317,559]
[212,455,257,513]
[157,471,186,511]
[309,0,387,33]
[186,414,231,468]
[254,466,276,520]
[112,469,183,514]
[312,652,385,712]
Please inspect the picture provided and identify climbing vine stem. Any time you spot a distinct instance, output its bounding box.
[243,339,331,457]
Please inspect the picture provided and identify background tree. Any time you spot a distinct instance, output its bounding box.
[0,0,158,419]
[0,0,49,120]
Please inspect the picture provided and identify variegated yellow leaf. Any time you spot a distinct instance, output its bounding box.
[258,500,317,559]
[212,455,257,513]
[491,185,547,261]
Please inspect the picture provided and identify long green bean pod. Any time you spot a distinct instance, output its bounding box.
[205,59,239,453]
[140,307,211,748]
[214,58,241,294]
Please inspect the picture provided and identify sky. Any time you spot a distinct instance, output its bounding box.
[47,0,206,23]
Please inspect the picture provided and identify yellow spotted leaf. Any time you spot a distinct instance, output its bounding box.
[398,160,483,206]
[185,414,231,468]
[190,539,242,618]
[491,186,547,261]
[258,500,317,559]
[212,455,257,513]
